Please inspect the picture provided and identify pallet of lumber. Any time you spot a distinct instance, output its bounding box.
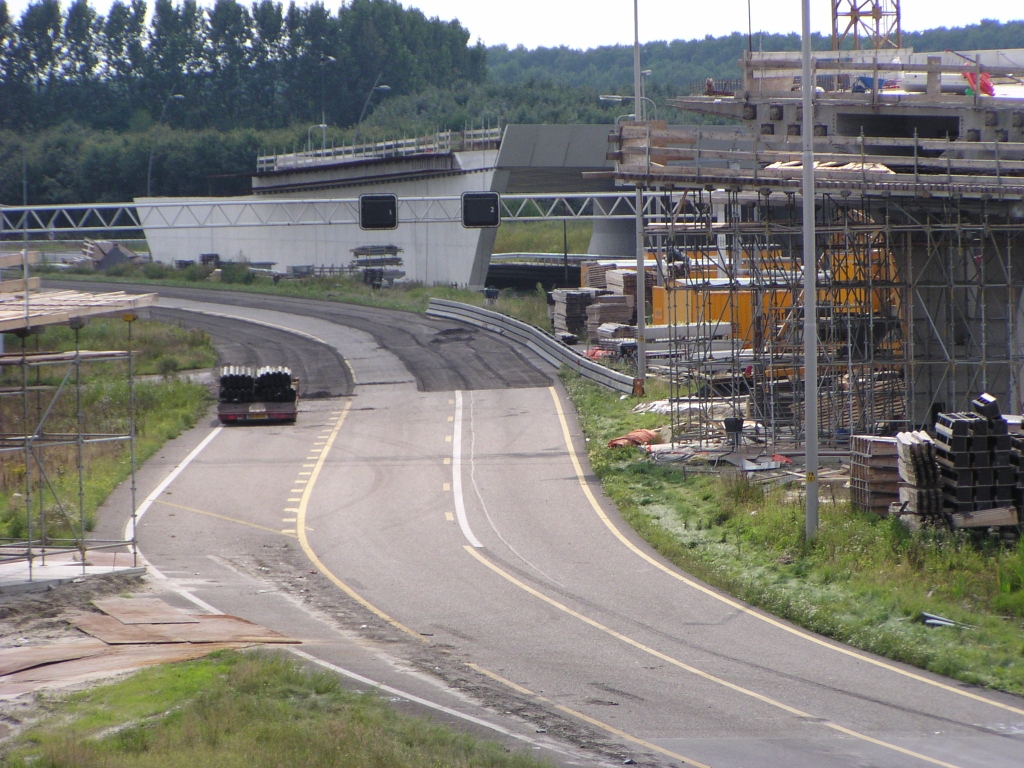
[850,436,900,513]
[582,261,614,289]
[586,294,633,338]
[552,289,603,336]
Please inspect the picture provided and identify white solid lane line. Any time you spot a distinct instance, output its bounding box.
[288,649,559,752]
[453,391,484,548]
[123,425,223,547]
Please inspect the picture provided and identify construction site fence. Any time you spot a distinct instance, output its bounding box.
[425,299,634,394]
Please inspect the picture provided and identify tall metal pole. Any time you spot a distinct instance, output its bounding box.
[801,0,819,538]
[633,0,646,388]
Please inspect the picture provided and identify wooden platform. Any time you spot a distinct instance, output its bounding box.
[0,288,155,333]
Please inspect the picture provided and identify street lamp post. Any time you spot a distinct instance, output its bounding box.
[319,54,336,153]
[600,94,657,122]
[355,72,391,146]
[146,92,184,197]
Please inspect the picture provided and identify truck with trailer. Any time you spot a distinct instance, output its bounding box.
[217,365,299,424]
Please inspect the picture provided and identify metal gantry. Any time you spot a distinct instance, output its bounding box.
[0,192,648,242]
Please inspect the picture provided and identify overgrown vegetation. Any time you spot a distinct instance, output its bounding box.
[561,370,1024,695]
[493,221,592,255]
[0,318,214,540]
[2,651,551,768]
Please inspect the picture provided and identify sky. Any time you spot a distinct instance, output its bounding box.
[2,0,1021,50]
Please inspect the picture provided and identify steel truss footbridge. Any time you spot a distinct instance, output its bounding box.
[0,193,648,238]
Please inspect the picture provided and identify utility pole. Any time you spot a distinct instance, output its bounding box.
[632,0,646,390]
[801,0,819,538]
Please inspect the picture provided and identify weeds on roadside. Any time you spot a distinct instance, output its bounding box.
[4,652,552,768]
[0,320,214,540]
[561,369,1024,695]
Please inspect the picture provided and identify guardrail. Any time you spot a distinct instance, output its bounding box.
[425,298,634,394]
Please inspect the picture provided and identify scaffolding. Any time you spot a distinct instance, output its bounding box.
[0,255,156,579]
[641,188,1024,452]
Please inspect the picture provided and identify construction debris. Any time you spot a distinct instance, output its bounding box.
[607,429,661,448]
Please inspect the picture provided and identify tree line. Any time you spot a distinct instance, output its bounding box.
[0,8,1019,206]
[0,0,485,131]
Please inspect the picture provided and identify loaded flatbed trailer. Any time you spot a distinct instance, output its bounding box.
[217,373,300,424]
[217,400,298,423]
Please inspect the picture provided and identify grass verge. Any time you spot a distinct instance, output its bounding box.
[43,268,552,329]
[0,319,214,539]
[2,651,551,768]
[561,370,1024,696]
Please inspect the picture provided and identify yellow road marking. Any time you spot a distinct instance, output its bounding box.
[303,464,315,468]
[283,517,296,522]
[153,499,296,539]
[466,663,712,767]
[547,387,1024,719]
[444,457,451,465]
[288,498,301,502]
[282,528,296,534]
[284,507,299,512]
[445,435,452,443]
[295,403,425,643]
[448,415,454,422]
[294,479,308,484]
[299,471,311,476]
[443,482,451,491]
[445,512,454,522]
[465,545,962,768]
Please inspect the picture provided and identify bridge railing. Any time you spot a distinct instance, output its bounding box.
[425,298,634,394]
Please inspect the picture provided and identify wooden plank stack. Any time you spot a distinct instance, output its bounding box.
[850,435,900,513]
[586,295,633,339]
[895,431,942,518]
[582,261,613,289]
[605,268,655,310]
[552,289,602,336]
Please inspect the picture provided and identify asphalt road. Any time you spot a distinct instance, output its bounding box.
[78,282,1024,768]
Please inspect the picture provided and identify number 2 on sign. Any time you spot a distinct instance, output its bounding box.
[806,471,816,483]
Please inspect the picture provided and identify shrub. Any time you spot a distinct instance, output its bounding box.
[142,262,171,279]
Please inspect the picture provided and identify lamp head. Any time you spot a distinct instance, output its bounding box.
[599,94,624,103]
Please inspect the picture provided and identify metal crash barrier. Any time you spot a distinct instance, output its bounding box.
[425,298,634,394]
